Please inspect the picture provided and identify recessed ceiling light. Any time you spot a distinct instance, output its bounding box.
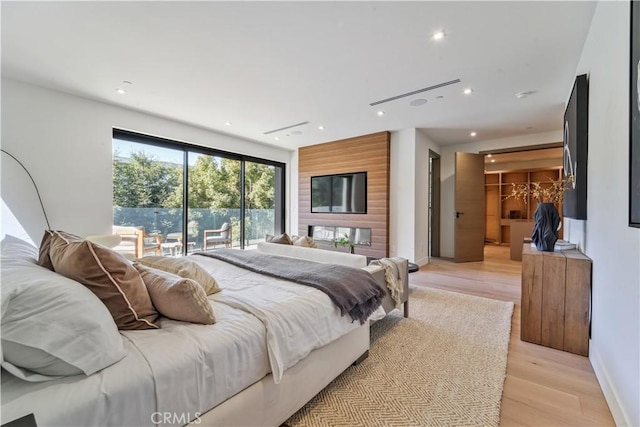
[487,154,492,158]
[377,111,385,116]
[470,131,477,137]
[318,125,325,130]
[274,137,280,141]
[463,88,473,95]
[116,88,126,94]
[410,98,428,107]
[225,121,232,126]
[433,30,446,40]
[491,159,495,163]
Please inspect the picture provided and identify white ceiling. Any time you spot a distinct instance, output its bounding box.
[1,1,596,151]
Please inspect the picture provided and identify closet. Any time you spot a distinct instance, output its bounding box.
[485,167,564,246]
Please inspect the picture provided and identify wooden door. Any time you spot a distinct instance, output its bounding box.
[454,152,485,262]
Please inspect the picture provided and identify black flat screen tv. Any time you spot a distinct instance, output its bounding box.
[311,172,367,213]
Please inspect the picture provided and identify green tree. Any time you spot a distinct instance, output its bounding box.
[113,151,181,208]
[165,156,242,209]
[165,156,275,210]
[244,162,275,210]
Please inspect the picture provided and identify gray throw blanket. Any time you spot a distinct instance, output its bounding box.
[194,249,386,324]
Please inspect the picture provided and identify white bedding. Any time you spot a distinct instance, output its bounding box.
[191,254,361,383]
[1,302,269,427]
[1,338,156,427]
[2,254,363,427]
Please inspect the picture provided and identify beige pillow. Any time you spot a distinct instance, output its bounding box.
[134,264,215,325]
[49,231,159,330]
[136,256,220,295]
[265,233,293,245]
[291,235,318,248]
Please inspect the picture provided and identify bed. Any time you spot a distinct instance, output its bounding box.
[1,235,406,427]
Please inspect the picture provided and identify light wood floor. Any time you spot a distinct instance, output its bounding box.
[409,245,614,427]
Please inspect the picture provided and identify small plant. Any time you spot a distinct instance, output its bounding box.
[333,233,355,253]
[504,174,575,205]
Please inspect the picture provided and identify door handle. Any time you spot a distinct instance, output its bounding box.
[456,211,464,218]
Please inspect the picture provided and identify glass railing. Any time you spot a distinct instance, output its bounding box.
[113,207,275,254]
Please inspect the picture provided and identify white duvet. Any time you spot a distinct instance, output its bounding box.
[191,254,361,383]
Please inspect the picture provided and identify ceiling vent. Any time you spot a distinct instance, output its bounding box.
[369,79,461,106]
[263,121,309,135]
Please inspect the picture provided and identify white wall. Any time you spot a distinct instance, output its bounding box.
[390,129,416,260]
[389,128,440,264]
[439,130,563,258]
[1,79,292,242]
[571,3,639,425]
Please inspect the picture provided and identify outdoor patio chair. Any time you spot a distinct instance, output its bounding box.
[112,225,162,259]
[204,223,232,250]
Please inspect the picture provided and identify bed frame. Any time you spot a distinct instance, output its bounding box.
[191,323,369,426]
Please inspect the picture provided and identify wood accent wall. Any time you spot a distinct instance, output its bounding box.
[298,131,390,258]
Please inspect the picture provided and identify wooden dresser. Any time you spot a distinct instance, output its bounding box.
[521,244,591,356]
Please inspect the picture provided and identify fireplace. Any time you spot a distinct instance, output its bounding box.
[308,225,371,247]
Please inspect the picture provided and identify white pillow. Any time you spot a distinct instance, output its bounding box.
[0,234,38,263]
[0,252,127,382]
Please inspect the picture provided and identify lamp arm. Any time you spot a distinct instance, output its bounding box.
[1,148,51,230]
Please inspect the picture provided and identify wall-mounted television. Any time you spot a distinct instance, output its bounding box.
[311,172,367,213]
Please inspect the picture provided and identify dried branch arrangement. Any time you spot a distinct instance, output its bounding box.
[504,174,575,205]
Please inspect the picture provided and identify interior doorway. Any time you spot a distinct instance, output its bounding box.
[428,150,441,258]
[481,143,563,261]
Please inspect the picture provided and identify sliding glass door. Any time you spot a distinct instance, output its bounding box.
[113,130,285,256]
[112,138,183,257]
[187,152,241,251]
[243,161,283,248]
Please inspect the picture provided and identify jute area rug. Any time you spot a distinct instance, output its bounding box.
[286,287,514,427]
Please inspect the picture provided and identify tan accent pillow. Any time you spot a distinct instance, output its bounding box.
[37,230,54,270]
[291,235,318,248]
[49,231,159,330]
[136,256,221,295]
[134,263,216,325]
[38,230,85,271]
[265,233,293,245]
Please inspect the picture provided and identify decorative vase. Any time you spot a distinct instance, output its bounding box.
[531,202,560,252]
[349,246,355,254]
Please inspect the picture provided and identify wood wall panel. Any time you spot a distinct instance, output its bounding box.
[298,132,390,258]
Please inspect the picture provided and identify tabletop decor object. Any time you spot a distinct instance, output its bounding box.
[504,175,574,251]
